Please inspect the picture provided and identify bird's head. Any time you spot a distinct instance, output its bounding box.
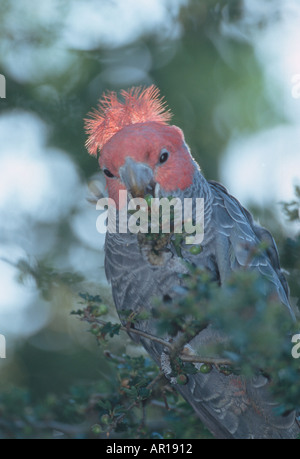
[85,86,196,207]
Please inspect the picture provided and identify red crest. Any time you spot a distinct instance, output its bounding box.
[85,85,172,157]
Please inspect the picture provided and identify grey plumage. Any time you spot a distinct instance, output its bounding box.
[104,167,300,439]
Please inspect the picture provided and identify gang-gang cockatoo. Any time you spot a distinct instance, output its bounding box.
[85,86,300,439]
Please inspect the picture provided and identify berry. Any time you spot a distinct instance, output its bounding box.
[90,325,100,335]
[92,304,109,317]
[189,245,202,255]
[101,414,110,425]
[200,363,212,374]
[176,374,188,385]
[92,424,102,434]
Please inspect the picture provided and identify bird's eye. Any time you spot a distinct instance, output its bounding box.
[103,169,114,178]
[159,150,169,164]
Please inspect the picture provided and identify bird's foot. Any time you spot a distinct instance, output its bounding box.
[160,350,177,385]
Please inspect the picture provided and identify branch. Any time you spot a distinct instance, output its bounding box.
[107,372,165,434]
[179,354,232,366]
[81,314,232,367]
[83,315,173,351]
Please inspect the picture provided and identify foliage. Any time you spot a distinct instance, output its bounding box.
[1,189,299,438]
[82,187,300,426]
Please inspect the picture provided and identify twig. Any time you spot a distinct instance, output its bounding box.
[161,389,170,411]
[108,372,165,434]
[170,323,207,357]
[150,399,186,415]
[180,355,232,366]
[146,371,165,390]
[103,350,126,363]
[83,314,233,367]
[83,316,172,350]
[138,402,146,433]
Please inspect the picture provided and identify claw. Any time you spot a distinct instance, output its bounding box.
[161,351,177,385]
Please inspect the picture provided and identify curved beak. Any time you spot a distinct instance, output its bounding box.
[119,157,155,198]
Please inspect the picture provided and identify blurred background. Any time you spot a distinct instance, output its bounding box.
[0,0,299,438]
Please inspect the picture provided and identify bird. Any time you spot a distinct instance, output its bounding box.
[84,85,300,439]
